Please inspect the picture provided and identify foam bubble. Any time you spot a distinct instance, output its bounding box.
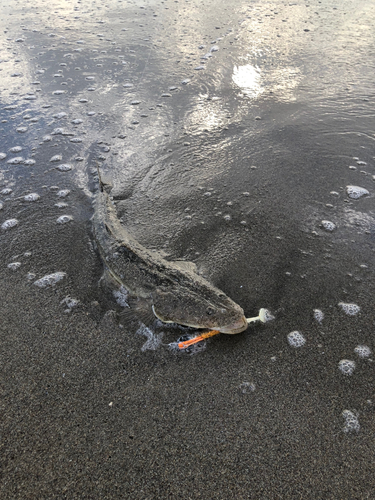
[0,153,7,160]
[136,324,163,351]
[7,156,24,164]
[53,112,67,119]
[43,135,52,142]
[50,154,62,162]
[57,215,73,224]
[342,410,360,433]
[9,146,23,153]
[24,193,40,201]
[51,128,64,135]
[239,382,255,394]
[113,285,129,307]
[34,272,66,287]
[60,296,79,310]
[57,189,70,198]
[313,309,324,323]
[57,164,72,172]
[17,127,28,133]
[53,90,66,95]
[338,359,356,375]
[321,220,336,231]
[354,345,371,358]
[338,302,360,316]
[71,119,83,124]
[7,262,21,271]
[287,331,306,348]
[24,159,36,166]
[0,202,3,210]
[1,188,12,195]
[70,137,82,143]
[1,219,19,230]
[55,202,68,208]
[346,185,369,199]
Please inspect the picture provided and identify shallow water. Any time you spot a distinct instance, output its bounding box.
[1,0,375,498]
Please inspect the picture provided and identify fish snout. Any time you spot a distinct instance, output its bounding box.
[219,315,248,334]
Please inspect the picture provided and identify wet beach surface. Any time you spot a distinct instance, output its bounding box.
[1,0,375,498]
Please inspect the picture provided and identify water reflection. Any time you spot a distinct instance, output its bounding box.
[232,64,263,98]
[232,63,301,101]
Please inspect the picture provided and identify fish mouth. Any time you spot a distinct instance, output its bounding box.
[152,306,248,334]
[218,315,248,334]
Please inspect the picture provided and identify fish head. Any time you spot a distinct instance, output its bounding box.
[152,288,248,334]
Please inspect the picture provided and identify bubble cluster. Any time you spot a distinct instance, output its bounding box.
[346,185,369,199]
[50,154,63,162]
[57,215,73,224]
[1,219,19,230]
[136,323,163,352]
[338,359,356,376]
[342,410,360,433]
[7,156,24,164]
[57,164,72,172]
[61,296,79,311]
[338,302,360,316]
[57,189,70,198]
[33,272,66,287]
[24,193,40,201]
[51,128,65,135]
[287,331,306,348]
[321,220,336,231]
[354,345,371,358]
[7,262,21,271]
[239,382,255,394]
[313,309,324,323]
[113,286,129,307]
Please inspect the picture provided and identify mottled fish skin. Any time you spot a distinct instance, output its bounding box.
[92,189,248,334]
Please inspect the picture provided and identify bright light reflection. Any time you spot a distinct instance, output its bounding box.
[232,64,263,98]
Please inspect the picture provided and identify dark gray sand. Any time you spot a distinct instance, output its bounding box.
[1,0,375,498]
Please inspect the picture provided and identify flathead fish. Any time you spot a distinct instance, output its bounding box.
[92,183,248,334]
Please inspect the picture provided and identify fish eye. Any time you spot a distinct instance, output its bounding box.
[206,307,216,316]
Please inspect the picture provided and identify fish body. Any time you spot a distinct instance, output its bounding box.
[92,188,247,334]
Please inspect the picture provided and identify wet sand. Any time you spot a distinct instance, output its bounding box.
[1,0,375,498]
[1,265,375,499]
